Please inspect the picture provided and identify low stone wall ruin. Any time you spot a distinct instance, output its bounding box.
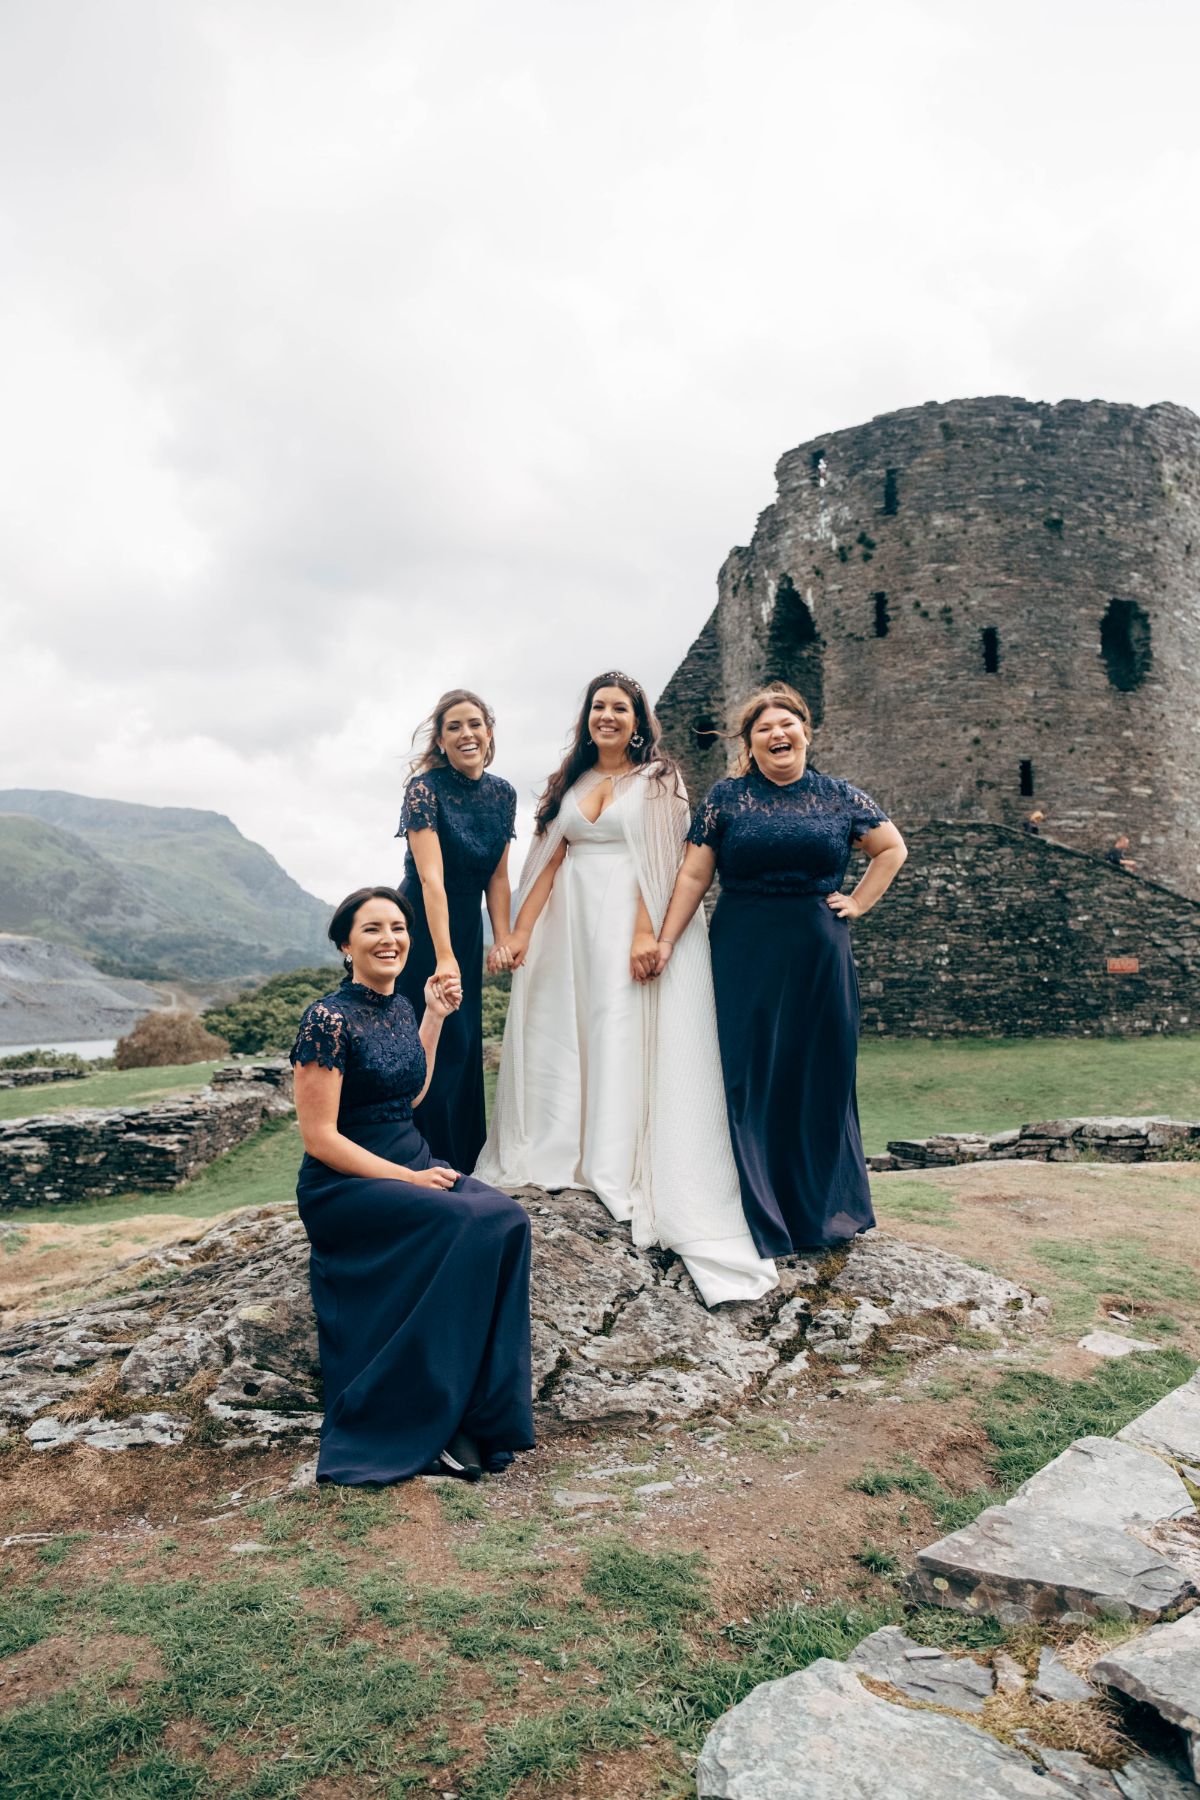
[0,1066,87,1091]
[870,1114,1200,1172]
[0,1061,293,1209]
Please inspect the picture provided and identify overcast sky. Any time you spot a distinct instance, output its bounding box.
[3,0,1198,905]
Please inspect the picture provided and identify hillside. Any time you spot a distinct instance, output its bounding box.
[0,934,160,1046]
[0,791,334,981]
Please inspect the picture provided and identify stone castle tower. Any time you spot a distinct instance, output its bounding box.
[656,397,1200,1035]
[658,396,1200,901]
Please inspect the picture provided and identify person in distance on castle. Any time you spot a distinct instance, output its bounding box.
[290,887,534,1486]
[395,689,517,1170]
[475,671,777,1307]
[654,682,907,1259]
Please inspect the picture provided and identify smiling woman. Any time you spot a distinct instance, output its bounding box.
[289,885,534,1487]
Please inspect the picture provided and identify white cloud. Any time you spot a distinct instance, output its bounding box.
[2,0,1198,901]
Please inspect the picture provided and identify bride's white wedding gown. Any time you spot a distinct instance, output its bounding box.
[475,772,776,1307]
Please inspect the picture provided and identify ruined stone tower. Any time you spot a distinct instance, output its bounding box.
[658,397,1200,901]
[657,398,1200,1035]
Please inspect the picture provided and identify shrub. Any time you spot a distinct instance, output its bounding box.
[115,1009,229,1069]
[201,967,335,1055]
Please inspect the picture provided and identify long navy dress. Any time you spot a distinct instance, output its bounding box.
[291,978,534,1487]
[396,765,517,1170]
[688,767,889,1258]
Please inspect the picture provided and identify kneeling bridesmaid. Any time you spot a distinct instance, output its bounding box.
[656,684,907,1258]
[291,885,535,1486]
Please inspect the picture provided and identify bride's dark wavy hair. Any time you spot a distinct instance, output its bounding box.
[534,671,678,835]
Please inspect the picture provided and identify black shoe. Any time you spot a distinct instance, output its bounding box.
[439,1430,483,1481]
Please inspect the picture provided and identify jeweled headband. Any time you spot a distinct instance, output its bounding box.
[597,670,642,696]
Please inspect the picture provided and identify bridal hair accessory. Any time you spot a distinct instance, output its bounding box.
[600,670,641,695]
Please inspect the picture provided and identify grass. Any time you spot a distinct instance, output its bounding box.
[0,1061,221,1124]
[849,1348,1195,1534]
[855,1033,1200,1156]
[1028,1235,1200,1334]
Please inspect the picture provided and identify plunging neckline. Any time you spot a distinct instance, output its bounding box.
[575,769,633,825]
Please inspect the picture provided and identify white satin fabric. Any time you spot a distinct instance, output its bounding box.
[475,767,777,1307]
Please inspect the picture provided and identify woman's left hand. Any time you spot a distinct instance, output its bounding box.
[826,890,864,921]
[424,975,459,1019]
[486,942,513,974]
[630,931,661,983]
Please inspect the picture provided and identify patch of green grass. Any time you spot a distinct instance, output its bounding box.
[855,1542,900,1576]
[462,1697,651,1800]
[981,1350,1195,1488]
[849,1458,996,1531]
[875,1181,957,1225]
[454,1517,550,1576]
[1029,1236,1200,1332]
[584,1539,711,1630]
[1,1229,27,1255]
[36,1533,89,1568]
[857,1033,1200,1157]
[437,1482,489,1525]
[0,1061,220,1124]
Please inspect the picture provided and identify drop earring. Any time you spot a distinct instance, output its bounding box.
[343,953,353,973]
[630,733,645,749]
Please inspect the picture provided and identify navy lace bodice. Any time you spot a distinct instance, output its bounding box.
[290,979,426,1127]
[397,766,517,895]
[688,767,888,897]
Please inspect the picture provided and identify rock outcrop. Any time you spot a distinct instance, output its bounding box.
[0,1197,1042,1445]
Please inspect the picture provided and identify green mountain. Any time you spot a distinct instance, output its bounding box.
[0,790,335,981]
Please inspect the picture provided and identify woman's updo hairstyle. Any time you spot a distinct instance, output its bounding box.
[328,887,414,972]
[734,682,813,773]
[410,689,497,774]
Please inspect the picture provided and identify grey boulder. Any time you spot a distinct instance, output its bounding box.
[1091,1610,1200,1782]
[1005,1436,1195,1534]
[846,1625,993,1712]
[696,1658,1051,1798]
[1118,1372,1200,1468]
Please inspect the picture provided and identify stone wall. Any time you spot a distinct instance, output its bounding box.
[870,1115,1200,1172]
[658,397,1200,902]
[0,1062,293,1210]
[852,821,1200,1036]
[0,1067,86,1091]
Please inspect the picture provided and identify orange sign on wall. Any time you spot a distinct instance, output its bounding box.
[1106,956,1140,974]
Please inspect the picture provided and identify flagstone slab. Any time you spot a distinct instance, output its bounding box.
[1005,1436,1195,1533]
[696,1657,1051,1799]
[1091,1610,1200,1782]
[1118,1372,1200,1467]
[846,1625,994,1712]
[908,1506,1195,1624]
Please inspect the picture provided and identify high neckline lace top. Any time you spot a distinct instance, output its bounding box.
[687,766,888,896]
[396,766,517,894]
[290,977,425,1125]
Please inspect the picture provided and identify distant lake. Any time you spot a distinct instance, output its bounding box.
[0,1038,118,1059]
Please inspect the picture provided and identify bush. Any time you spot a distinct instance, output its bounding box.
[115,1010,229,1069]
[201,967,335,1055]
[0,1049,94,1072]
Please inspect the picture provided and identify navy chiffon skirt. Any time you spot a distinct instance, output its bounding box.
[297,1111,534,1486]
[709,890,876,1258]
[398,881,487,1170]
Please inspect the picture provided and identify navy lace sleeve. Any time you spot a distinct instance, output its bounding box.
[503,781,518,841]
[290,1000,347,1072]
[687,783,728,852]
[841,780,889,842]
[398,775,439,837]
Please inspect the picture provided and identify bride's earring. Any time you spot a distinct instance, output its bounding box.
[630,733,645,749]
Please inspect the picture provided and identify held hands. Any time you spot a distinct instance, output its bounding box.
[430,957,462,1012]
[653,939,675,976]
[630,931,661,984]
[486,942,513,974]
[501,928,531,971]
[826,890,864,921]
[425,972,460,1020]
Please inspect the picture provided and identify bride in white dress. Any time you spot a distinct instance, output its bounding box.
[475,672,777,1307]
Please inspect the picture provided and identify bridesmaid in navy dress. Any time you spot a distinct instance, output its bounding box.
[397,690,517,1170]
[654,684,907,1256]
[291,886,534,1486]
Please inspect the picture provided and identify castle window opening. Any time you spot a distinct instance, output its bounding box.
[872,593,889,637]
[765,574,823,727]
[1100,597,1152,691]
[882,468,899,515]
[692,714,720,755]
[981,626,1000,673]
[810,449,827,488]
[1019,759,1034,797]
